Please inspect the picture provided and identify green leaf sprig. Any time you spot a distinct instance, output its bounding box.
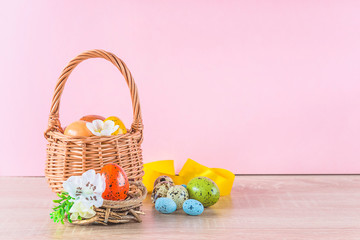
[50,192,80,224]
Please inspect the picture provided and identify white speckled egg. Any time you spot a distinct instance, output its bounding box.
[155,197,177,214]
[151,181,174,203]
[183,199,204,216]
[166,185,189,209]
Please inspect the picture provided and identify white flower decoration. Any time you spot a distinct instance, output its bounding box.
[63,169,106,209]
[69,201,96,221]
[86,120,119,136]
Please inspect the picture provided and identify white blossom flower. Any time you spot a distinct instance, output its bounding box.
[69,201,96,221]
[86,120,119,136]
[63,169,105,208]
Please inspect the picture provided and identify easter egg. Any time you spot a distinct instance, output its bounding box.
[151,181,174,203]
[183,199,204,216]
[80,115,105,122]
[187,177,220,207]
[154,175,174,187]
[155,198,177,214]
[181,184,187,188]
[166,185,189,209]
[100,163,129,201]
[104,116,127,135]
[64,120,93,137]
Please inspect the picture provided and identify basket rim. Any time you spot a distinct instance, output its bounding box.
[46,129,142,142]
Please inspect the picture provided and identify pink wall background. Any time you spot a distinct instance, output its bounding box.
[1,1,360,176]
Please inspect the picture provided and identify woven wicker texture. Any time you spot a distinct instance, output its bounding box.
[44,49,144,193]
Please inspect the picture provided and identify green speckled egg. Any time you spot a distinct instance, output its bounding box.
[187,177,220,207]
[151,181,174,203]
[166,185,189,209]
[154,175,174,187]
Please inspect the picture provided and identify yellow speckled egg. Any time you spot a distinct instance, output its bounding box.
[104,116,127,135]
[151,181,174,203]
[167,185,189,209]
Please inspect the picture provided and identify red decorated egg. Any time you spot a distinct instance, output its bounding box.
[101,163,129,200]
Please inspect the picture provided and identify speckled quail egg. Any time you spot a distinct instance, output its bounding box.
[153,175,174,187]
[187,177,220,207]
[183,199,204,216]
[155,197,177,214]
[166,185,189,209]
[151,181,174,203]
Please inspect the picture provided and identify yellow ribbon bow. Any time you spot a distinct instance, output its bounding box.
[143,159,235,196]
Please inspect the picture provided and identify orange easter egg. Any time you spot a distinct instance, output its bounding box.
[101,163,129,201]
[80,115,105,122]
[64,120,93,137]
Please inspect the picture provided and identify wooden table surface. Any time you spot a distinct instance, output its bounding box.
[1,175,359,239]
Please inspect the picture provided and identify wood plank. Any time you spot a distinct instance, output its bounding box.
[0,175,359,239]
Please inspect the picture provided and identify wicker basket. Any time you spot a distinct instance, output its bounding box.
[69,181,147,225]
[44,49,144,194]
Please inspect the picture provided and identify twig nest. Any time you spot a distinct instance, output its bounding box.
[70,181,147,225]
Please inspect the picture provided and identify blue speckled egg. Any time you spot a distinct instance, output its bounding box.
[155,197,177,214]
[181,184,187,188]
[182,199,204,216]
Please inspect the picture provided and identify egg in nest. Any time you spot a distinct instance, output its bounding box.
[101,163,129,201]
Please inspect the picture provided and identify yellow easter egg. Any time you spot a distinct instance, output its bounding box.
[104,116,127,135]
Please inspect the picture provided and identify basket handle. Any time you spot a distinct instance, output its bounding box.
[45,49,143,136]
